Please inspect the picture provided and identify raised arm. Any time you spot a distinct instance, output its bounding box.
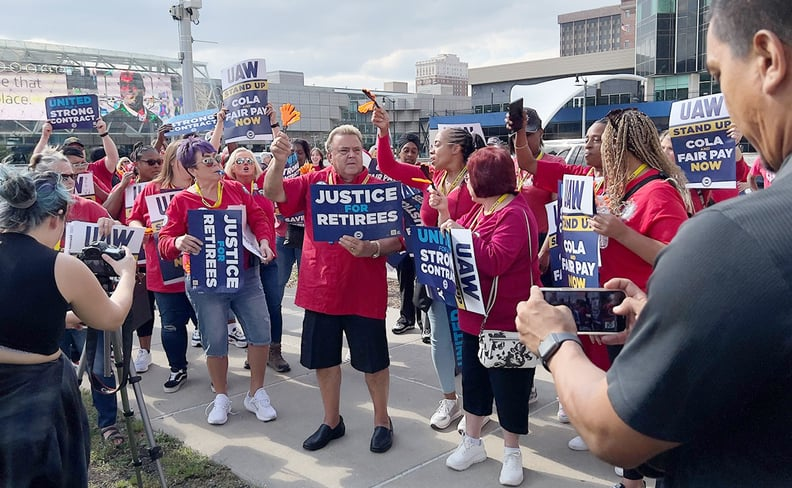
[263,133,291,203]
[508,111,538,174]
[95,119,119,173]
[33,121,53,156]
[210,107,227,151]
[371,107,427,187]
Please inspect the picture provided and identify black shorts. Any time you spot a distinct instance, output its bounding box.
[461,332,535,435]
[300,310,390,374]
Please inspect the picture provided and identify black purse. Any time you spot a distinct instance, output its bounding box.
[283,224,305,249]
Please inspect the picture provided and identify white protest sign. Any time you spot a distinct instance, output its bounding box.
[449,228,486,315]
[64,221,145,256]
[561,175,594,215]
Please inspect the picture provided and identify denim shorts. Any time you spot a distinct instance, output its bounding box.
[186,266,271,357]
[300,310,389,373]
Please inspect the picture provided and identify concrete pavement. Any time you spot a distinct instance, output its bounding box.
[126,287,655,488]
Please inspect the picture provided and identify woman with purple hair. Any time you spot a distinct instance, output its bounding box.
[158,136,277,426]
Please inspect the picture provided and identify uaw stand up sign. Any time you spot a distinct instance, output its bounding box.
[669,93,736,189]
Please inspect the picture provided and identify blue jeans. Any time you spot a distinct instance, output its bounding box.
[186,266,272,357]
[275,235,301,289]
[91,331,117,429]
[60,329,86,364]
[260,261,283,343]
[428,298,457,395]
[154,291,196,372]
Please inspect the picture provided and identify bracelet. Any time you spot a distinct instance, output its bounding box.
[514,140,528,150]
[270,122,280,128]
[99,132,109,138]
[370,240,381,258]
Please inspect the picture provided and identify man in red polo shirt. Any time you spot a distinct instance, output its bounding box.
[264,124,402,454]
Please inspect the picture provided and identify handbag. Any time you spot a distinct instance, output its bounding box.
[477,211,540,369]
[283,223,305,249]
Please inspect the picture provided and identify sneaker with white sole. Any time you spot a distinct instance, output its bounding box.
[206,393,232,425]
[228,326,248,348]
[191,329,202,348]
[529,386,538,405]
[163,368,187,393]
[133,349,152,373]
[446,434,487,471]
[568,435,589,451]
[430,398,463,430]
[457,414,491,435]
[557,400,570,423]
[244,387,277,422]
[614,466,624,476]
[499,448,524,486]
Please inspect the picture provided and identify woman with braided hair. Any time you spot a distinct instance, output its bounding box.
[589,108,691,488]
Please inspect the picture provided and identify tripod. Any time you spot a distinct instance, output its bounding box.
[77,311,168,488]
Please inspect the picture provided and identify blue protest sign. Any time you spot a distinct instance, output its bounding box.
[560,214,599,288]
[407,226,457,305]
[186,209,244,293]
[165,109,217,136]
[310,182,402,242]
[45,94,99,129]
[544,199,565,286]
[669,94,736,189]
[221,58,272,143]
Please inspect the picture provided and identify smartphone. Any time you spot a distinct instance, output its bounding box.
[540,287,627,334]
[508,98,524,131]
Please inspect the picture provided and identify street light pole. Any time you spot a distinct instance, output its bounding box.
[575,75,588,138]
[169,0,201,113]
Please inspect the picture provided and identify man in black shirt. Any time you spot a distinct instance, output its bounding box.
[515,1,792,486]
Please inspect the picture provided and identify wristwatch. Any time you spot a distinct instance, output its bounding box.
[538,332,582,372]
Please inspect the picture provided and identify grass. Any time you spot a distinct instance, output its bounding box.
[83,391,256,488]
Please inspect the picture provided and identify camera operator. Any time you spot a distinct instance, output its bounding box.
[30,148,130,448]
[0,168,135,487]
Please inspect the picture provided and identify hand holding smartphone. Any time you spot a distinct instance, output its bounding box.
[540,287,627,334]
[508,98,525,132]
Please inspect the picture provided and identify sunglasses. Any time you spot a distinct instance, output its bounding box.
[199,155,221,167]
[140,158,163,166]
[234,157,255,165]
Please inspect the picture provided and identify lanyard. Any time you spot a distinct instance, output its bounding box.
[438,167,467,196]
[587,167,605,195]
[629,163,649,181]
[470,193,510,231]
[193,181,223,209]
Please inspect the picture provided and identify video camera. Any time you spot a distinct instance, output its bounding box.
[77,241,125,292]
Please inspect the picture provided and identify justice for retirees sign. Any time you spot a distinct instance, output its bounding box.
[669,94,736,189]
[186,209,244,293]
[221,58,272,143]
[45,94,99,130]
[310,183,402,242]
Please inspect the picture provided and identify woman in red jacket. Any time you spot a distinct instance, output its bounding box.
[158,136,276,426]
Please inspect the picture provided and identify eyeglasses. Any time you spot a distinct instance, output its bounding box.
[199,155,221,167]
[140,158,163,166]
[71,160,88,167]
[234,157,255,165]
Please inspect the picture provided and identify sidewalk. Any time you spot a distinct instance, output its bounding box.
[128,287,653,488]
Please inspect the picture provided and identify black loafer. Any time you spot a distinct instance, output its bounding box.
[370,418,393,453]
[303,416,345,451]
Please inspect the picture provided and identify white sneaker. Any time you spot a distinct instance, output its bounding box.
[206,394,232,425]
[133,349,151,373]
[499,448,524,486]
[557,401,570,423]
[446,435,487,471]
[244,388,277,422]
[529,386,538,405]
[228,326,248,348]
[191,329,202,348]
[430,398,463,429]
[568,435,589,451]
[457,414,491,435]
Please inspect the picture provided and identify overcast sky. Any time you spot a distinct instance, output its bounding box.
[4,0,615,91]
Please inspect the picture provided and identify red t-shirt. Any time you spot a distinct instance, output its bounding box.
[68,195,111,223]
[455,196,541,336]
[749,156,775,189]
[87,158,114,203]
[517,152,566,235]
[600,169,688,291]
[278,167,391,319]
[158,179,272,264]
[532,159,593,193]
[129,181,186,293]
[376,134,477,225]
[690,157,751,212]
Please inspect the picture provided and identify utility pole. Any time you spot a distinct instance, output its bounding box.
[169,0,201,113]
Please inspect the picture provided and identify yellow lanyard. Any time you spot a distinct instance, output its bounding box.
[327,172,371,185]
[439,167,467,196]
[587,167,605,195]
[193,181,223,209]
[628,163,649,181]
[470,193,510,231]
